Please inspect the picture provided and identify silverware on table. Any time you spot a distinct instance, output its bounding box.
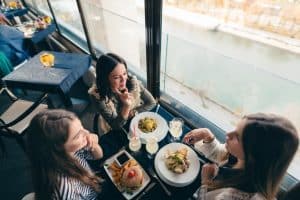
[135,182,156,200]
[148,167,172,196]
[155,104,160,113]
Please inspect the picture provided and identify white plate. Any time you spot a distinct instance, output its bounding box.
[103,150,150,200]
[154,143,200,187]
[130,112,168,144]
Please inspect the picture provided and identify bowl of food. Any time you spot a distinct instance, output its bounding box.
[130,112,168,144]
[138,117,157,133]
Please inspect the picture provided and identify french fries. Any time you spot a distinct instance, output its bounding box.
[108,159,138,187]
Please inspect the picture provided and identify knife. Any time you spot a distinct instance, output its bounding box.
[135,182,156,200]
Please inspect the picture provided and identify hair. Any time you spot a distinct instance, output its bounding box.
[95,53,133,100]
[27,109,102,200]
[210,113,299,200]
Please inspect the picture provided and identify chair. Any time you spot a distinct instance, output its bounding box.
[0,51,17,100]
[21,192,35,200]
[0,93,48,154]
[92,113,112,136]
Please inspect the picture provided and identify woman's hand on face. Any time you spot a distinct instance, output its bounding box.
[183,128,215,145]
[115,88,133,107]
[129,109,137,118]
[201,163,219,185]
[86,133,99,152]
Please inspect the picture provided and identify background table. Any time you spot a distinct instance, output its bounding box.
[0,8,27,19]
[27,23,56,44]
[3,51,91,107]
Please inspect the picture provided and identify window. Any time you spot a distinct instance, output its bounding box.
[80,0,146,78]
[161,0,300,179]
[49,0,88,51]
[23,0,34,7]
[27,0,51,16]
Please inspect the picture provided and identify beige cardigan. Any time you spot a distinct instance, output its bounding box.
[88,76,156,133]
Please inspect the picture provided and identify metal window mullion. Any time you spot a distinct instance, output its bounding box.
[46,0,62,35]
[76,0,97,59]
[144,0,162,99]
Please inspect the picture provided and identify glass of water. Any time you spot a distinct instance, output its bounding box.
[129,136,141,152]
[169,118,183,142]
[145,137,159,158]
[128,127,141,152]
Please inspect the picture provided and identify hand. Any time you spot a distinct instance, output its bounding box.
[182,128,214,145]
[86,133,99,152]
[201,163,219,185]
[115,88,133,107]
[129,109,137,118]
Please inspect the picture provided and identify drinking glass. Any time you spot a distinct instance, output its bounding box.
[128,136,141,152]
[128,128,141,152]
[169,118,183,142]
[145,137,159,158]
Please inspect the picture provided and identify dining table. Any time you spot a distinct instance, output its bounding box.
[0,7,27,19]
[24,22,56,44]
[95,105,207,200]
[21,22,56,55]
[2,51,91,108]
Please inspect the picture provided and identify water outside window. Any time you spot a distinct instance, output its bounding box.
[161,0,300,179]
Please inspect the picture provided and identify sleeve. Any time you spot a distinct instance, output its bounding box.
[197,185,208,200]
[55,176,78,200]
[76,147,95,160]
[90,95,127,129]
[135,82,156,112]
[194,138,228,165]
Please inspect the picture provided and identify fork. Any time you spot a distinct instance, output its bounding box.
[148,167,172,196]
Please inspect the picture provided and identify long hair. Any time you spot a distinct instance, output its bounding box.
[210,113,299,200]
[95,53,133,100]
[27,109,102,200]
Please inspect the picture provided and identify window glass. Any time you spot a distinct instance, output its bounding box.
[161,0,300,179]
[23,0,34,7]
[49,0,88,51]
[32,0,51,15]
[26,0,51,16]
[80,0,146,78]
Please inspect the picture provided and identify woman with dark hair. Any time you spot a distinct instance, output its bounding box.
[183,113,299,200]
[27,109,103,200]
[88,53,156,133]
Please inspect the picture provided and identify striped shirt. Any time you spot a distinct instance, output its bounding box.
[53,148,98,200]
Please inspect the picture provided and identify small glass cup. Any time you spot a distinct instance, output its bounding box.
[169,118,183,142]
[129,136,141,152]
[145,137,159,158]
[128,129,141,152]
